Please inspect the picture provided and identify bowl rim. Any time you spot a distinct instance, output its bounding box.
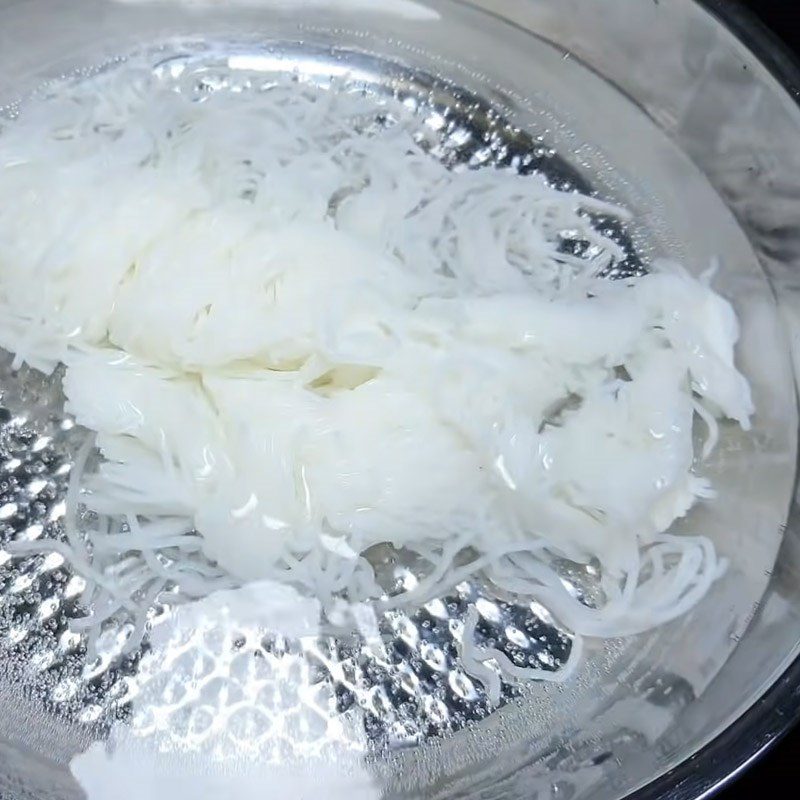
[628,2,800,798]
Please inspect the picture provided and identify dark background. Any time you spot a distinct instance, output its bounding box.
[716,2,800,797]
[744,0,800,43]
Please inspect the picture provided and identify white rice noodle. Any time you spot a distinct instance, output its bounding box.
[459,607,584,704]
[0,64,755,689]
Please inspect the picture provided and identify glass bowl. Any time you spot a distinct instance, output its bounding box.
[0,2,798,798]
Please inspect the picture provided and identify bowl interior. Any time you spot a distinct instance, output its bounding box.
[0,2,798,799]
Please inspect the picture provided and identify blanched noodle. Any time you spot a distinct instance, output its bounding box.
[0,60,754,691]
